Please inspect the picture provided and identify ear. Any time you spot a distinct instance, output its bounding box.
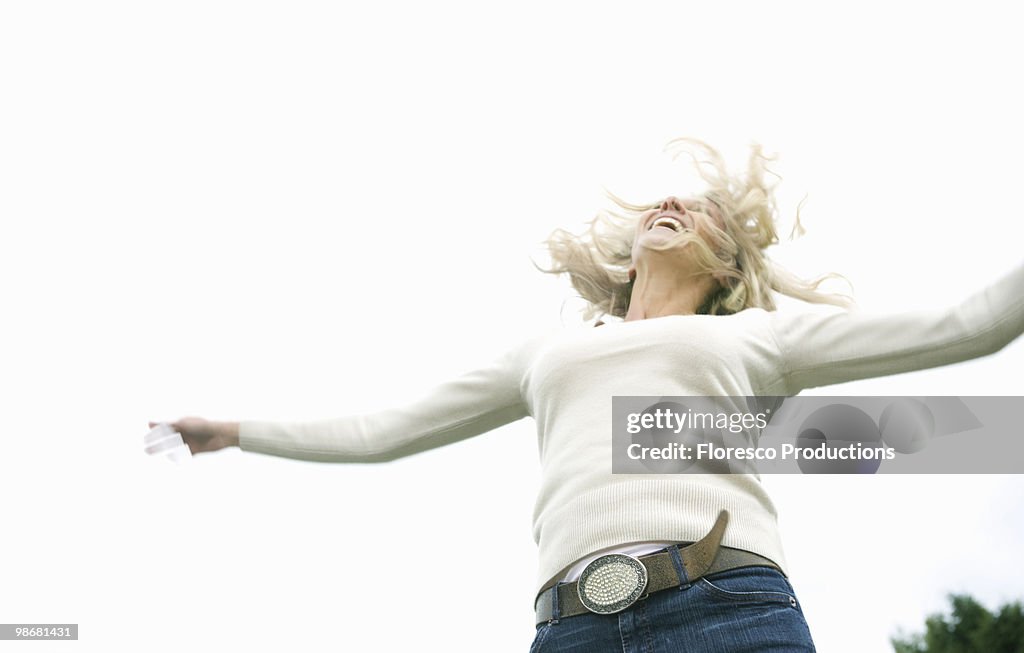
[627,264,636,282]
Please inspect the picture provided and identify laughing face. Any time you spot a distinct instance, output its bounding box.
[628,196,728,281]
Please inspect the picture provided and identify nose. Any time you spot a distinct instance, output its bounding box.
[660,196,686,213]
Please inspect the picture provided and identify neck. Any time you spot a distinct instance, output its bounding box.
[624,264,716,321]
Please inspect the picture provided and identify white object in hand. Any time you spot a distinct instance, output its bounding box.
[144,422,192,463]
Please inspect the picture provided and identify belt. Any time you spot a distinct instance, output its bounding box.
[534,510,782,625]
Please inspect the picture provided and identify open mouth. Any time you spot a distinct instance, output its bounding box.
[649,215,686,233]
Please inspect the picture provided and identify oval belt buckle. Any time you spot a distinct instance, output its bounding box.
[577,553,649,615]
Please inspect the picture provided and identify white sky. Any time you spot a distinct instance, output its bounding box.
[2,2,1023,651]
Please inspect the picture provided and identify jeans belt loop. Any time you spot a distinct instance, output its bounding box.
[668,544,689,589]
[549,582,560,624]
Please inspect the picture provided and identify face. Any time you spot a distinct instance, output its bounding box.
[628,196,727,281]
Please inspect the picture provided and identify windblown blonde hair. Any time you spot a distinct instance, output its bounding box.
[540,138,853,321]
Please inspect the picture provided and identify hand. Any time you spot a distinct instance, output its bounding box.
[145,417,239,455]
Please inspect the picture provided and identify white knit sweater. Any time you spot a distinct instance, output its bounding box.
[239,262,1024,595]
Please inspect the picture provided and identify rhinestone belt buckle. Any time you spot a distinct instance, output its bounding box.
[576,553,649,615]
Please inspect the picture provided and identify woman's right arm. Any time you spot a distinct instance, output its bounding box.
[152,332,546,462]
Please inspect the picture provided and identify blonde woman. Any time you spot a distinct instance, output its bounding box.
[147,139,1024,652]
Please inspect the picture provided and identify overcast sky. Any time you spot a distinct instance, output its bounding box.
[2,2,1023,651]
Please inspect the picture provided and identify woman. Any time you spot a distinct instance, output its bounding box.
[146,138,1024,652]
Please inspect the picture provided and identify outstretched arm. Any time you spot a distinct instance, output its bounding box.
[148,334,543,461]
[235,337,539,462]
[768,261,1024,394]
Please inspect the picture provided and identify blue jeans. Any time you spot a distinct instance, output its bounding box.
[529,566,816,652]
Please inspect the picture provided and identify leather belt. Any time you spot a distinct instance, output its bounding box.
[534,510,783,625]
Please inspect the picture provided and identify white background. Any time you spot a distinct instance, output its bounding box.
[2,1,1023,651]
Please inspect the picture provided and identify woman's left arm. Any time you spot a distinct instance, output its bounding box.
[769,261,1024,393]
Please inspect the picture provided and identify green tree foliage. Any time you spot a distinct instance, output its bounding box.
[892,594,1024,652]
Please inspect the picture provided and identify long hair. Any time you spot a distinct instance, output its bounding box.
[539,138,853,321]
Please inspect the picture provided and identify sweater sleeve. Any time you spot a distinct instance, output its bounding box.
[237,335,538,462]
[768,261,1024,394]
